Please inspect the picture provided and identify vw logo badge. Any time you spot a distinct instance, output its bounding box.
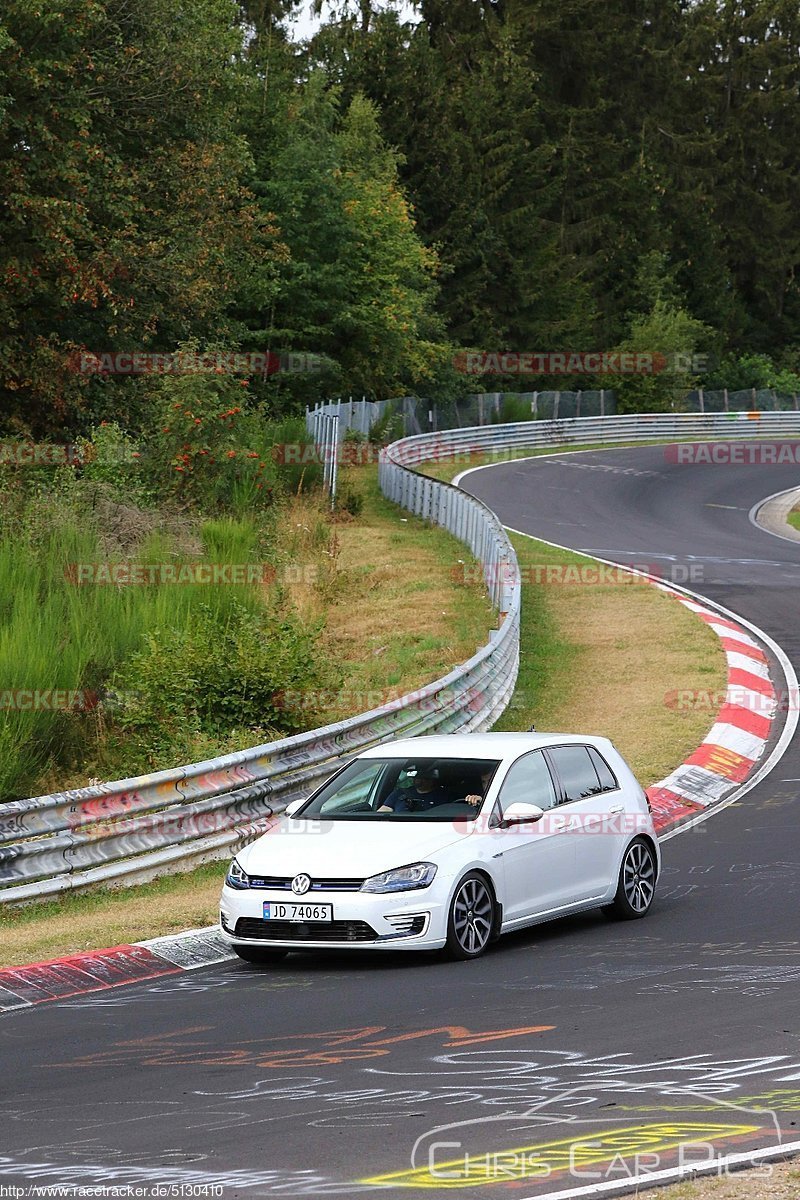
[291,873,311,896]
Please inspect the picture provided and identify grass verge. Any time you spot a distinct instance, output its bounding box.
[788,508,800,531]
[650,1159,800,1199]
[493,532,725,785]
[283,467,494,723]
[0,863,225,967]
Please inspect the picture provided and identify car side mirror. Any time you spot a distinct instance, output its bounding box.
[284,798,305,818]
[501,802,545,827]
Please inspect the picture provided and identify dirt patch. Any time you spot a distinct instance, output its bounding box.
[90,488,203,557]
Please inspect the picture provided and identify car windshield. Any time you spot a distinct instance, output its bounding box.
[295,757,501,821]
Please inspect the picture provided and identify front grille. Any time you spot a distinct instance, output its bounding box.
[247,876,365,892]
[235,917,377,943]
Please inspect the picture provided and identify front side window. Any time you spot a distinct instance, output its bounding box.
[496,751,558,814]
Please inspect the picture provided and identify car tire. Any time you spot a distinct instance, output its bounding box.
[445,872,496,960]
[605,838,657,920]
[233,946,290,964]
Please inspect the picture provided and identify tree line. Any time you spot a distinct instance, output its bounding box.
[2,0,799,437]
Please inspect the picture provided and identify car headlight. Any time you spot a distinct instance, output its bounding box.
[361,862,437,893]
[225,858,250,890]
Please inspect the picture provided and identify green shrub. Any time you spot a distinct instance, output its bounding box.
[141,351,276,511]
[336,487,364,517]
[76,422,151,504]
[109,601,330,767]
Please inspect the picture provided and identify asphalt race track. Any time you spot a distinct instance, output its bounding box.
[2,442,800,1199]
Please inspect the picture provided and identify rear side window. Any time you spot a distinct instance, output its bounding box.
[547,745,602,803]
[587,746,619,792]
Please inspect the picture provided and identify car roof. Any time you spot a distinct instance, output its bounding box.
[357,732,614,762]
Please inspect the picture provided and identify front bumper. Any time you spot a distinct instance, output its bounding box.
[219,882,449,951]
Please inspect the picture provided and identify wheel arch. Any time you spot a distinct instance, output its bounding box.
[638,833,660,879]
[448,865,504,941]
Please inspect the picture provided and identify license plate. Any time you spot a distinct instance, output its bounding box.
[263,901,333,922]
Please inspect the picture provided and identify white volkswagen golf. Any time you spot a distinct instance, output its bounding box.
[219,733,660,962]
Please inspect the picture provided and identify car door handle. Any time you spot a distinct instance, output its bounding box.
[609,804,624,814]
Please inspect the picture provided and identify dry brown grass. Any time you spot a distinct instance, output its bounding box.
[494,532,726,787]
[539,578,723,786]
[275,471,494,723]
[653,1159,800,1199]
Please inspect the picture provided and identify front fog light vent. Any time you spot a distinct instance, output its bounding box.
[385,914,427,936]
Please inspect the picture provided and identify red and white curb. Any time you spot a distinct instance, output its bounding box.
[0,927,230,1011]
[645,586,778,834]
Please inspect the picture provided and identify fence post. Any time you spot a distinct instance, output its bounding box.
[553,392,560,420]
[723,388,729,412]
[329,414,340,508]
[324,415,333,492]
[698,388,705,413]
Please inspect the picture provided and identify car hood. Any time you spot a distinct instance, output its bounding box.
[238,818,469,879]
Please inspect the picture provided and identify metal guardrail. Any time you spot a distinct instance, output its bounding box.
[0,448,520,902]
[361,410,800,459]
[5,409,799,903]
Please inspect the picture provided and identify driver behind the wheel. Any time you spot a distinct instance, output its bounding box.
[378,765,449,813]
[462,767,493,807]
